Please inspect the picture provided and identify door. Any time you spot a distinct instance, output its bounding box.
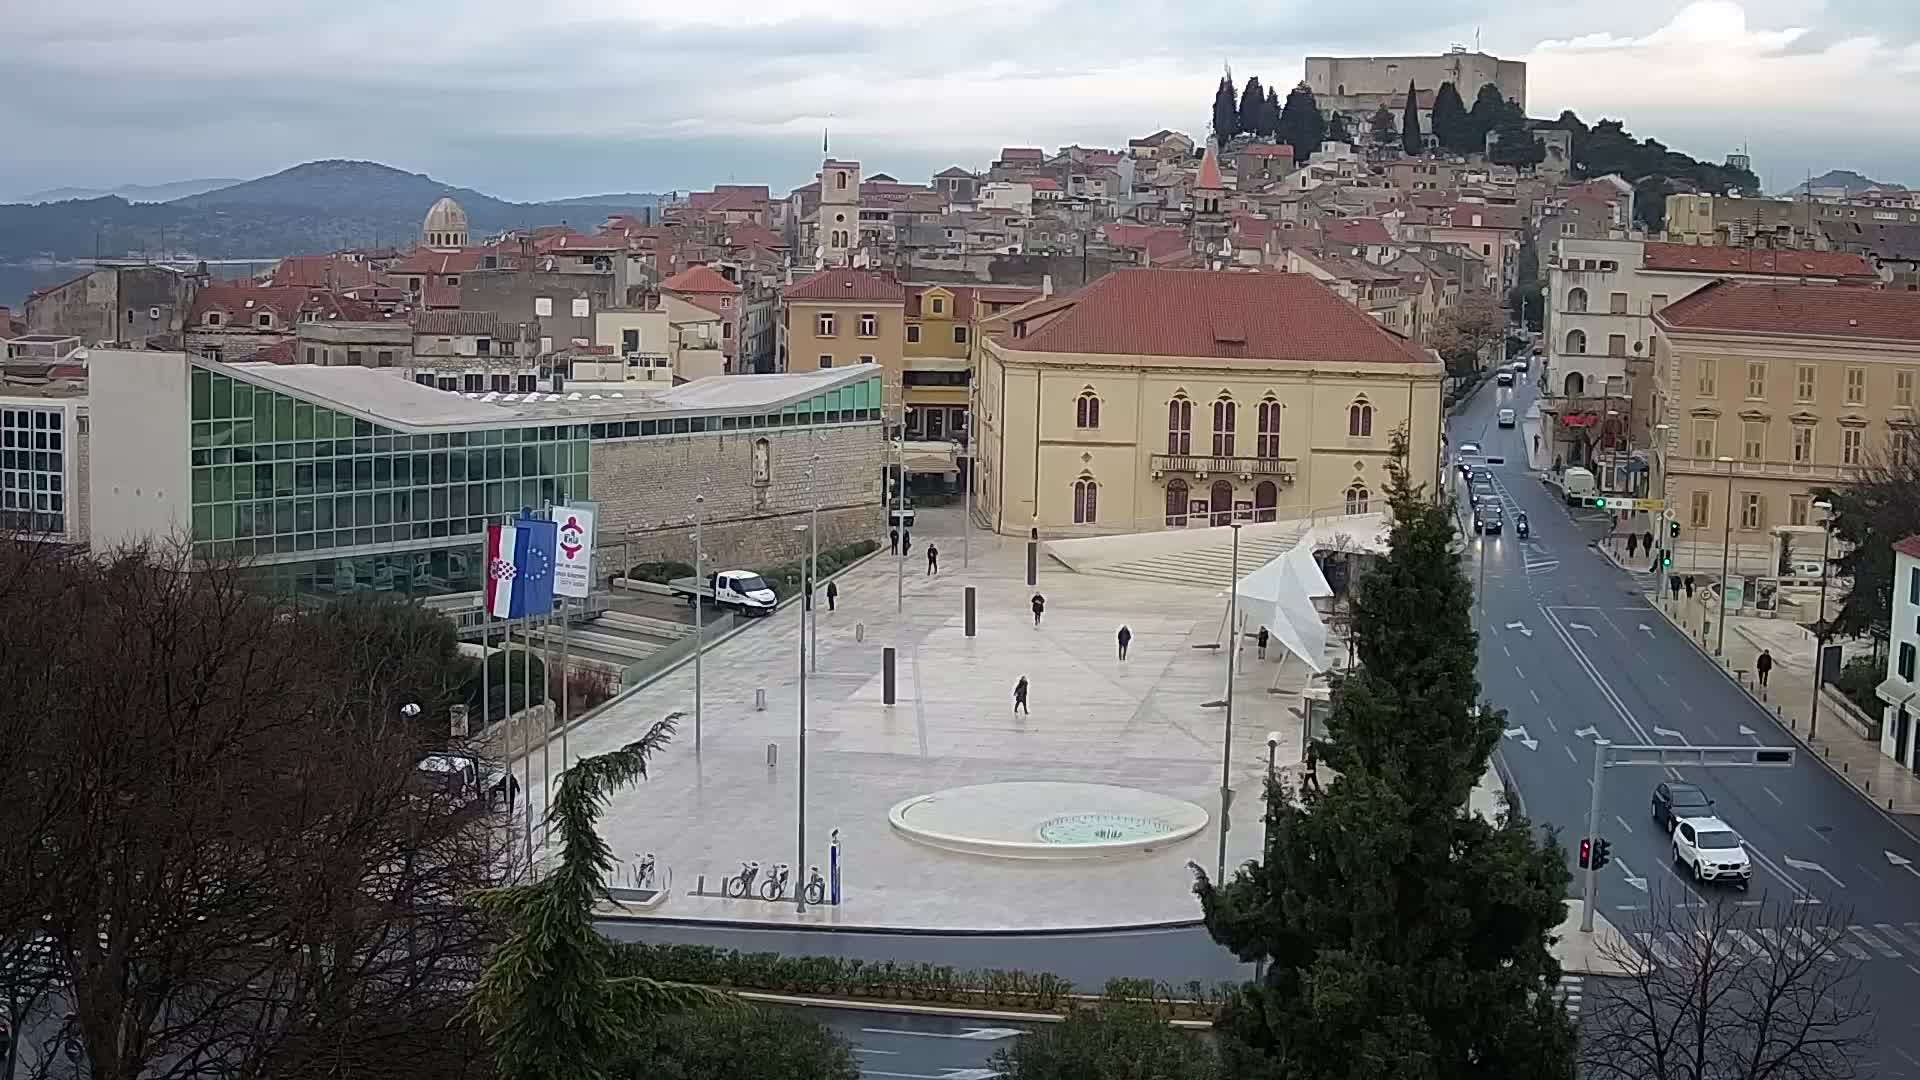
[1254,481,1278,523]
[1210,480,1234,526]
[1899,707,1912,768]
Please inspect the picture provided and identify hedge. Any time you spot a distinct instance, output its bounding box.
[753,538,879,601]
[627,560,694,584]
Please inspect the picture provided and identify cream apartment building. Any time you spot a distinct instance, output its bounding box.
[975,268,1444,535]
[779,269,906,400]
[1652,281,1920,568]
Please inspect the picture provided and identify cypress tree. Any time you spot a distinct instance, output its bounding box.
[1326,111,1351,145]
[1212,75,1239,147]
[1467,82,1506,153]
[1238,76,1267,141]
[1368,104,1398,146]
[1400,81,1423,155]
[1264,87,1282,138]
[1195,435,1577,1080]
[1275,84,1326,163]
[1431,81,1470,153]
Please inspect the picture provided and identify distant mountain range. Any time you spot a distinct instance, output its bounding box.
[1778,169,1907,197]
[15,178,244,204]
[0,160,663,263]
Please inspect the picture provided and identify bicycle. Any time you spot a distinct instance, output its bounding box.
[759,862,790,902]
[726,860,760,899]
[803,865,827,906]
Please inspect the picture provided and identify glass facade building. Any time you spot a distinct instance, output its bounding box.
[0,404,70,536]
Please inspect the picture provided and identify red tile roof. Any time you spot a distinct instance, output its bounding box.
[1239,143,1296,160]
[1002,269,1431,363]
[1655,280,1920,342]
[189,284,376,327]
[784,268,905,303]
[267,255,376,289]
[1324,217,1392,247]
[1443,203,1523,231]
[254,340,298,365]
[998,147,1044,161]
[1640,242,1875,280]
[661,264,742,295]
[386,249,486,275]
[1197,145,1225,190]
[1895,535,1920,560]
[1030,177,1062,191]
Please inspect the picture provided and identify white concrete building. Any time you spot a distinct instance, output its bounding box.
[1879,536,1920,771]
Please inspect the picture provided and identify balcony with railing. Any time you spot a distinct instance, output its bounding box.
[1150,453,1298,481]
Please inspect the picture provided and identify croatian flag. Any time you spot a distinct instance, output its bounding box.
[485,511,558,619]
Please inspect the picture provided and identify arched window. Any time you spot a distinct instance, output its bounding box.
[1075,389,1101,429]
[1346,484,1371,515]
[836,171,849,189]
[1566,287,1588,313]
[1348,398,1374,437]
[1254,480,1278,522]
[1209,480,1234,526]
[1073,477,1099,524]
[1212,395,1236,456]
[1165,479,1190,526]
[1564,371,1586,396]
[1256,397,1282,458]
[1565,328,1587,354]
[1167,396,1192,454]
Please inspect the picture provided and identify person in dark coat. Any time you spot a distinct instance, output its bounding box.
[1257,626,1270,659]
[902,530,913,556]
[1031,593,1046,626]
[1756,648,1773,688]
[1013,676,1029,715]
[927,544,939,576]
[889,528,899,555]
[826,580,838,611]
[1117,625,1132,660]
[1302,743,1321,795]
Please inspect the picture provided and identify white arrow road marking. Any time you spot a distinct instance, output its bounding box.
[1887,851,1920,879]
[1617,859,1648,891]
[864,1028,1026,1042]
[1738,724,1757,738]
[1783,856,1847,890]
[1574,726,1599,739]
[1505,621,1535,637]
[1504,726,1538,750]
[1652,726,1687,740]
[1638,623,1655,635]
[1568,621,1597,635]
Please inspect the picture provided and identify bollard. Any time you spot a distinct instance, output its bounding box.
[1865,779,1871,794]
[856,621,865,643]
[964,586,977,638]
[767,742,778,768]
[697,874,705,896]
[1026,527,1039,587]
[883,646,897,705]
[755,687,768,711]
[1842,761,1848,773]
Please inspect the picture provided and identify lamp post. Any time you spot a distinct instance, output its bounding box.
[809,454,821,673]
[1716,455,1735,656]
[894,407,910,614]
[1810,499,1833,737]
[691,494,706,752]
[1217,520,1243,884]
[1653,422,1671,567]
[794,516,812,912]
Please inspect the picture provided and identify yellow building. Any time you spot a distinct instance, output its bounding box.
[1653,280,1920,565]
[901,283,1043,441]
[780,269,906,390]
[975,268,1445,535]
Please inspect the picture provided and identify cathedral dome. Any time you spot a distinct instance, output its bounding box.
[422,197,469,249]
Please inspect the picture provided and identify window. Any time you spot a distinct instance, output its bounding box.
[722,323,732,339]
[1345,484,1370,515]
[347,350,363,367]
[477,337,492,356]
[931,297,945,315]
[1348,399,1374,437]
[256,312,272,328]
[1740,492,1765,530]
[1167,396,1192,454]
[1165,479,1190,526]
[1697,357,1716,396]
[206,312,223,327]
[305,347,316,364]
[858,312,877,337]
[622,329,640,354]
[1901,642,1917,683]
[1075,390,1101,429]
[1901,369,1916,407]
[816,312,836,337]
[1564,329,1586,354]
[1792,424,1814,463]
[1609,291,1628,314]
[1846,366,1866,404]
[1912,566,1920,605]
[1608,334,1627,357]
[1843,427,1863,465]
[534,297,553,317]
[1073,477,1098,524]
[859,355,874,364]
[1691,418,1715,458]
[1746,362,1767,399]
[1565,287,1588,313]
[1743,420,1765,460]
[1796,364,1816,402]
[1690,490,1710,528]
[1789,494,1810,526]
[836,171,848,189]
[906,325,921,344]
[954,326,969,345]
[1212,396,1237,455]
[376,350,394,367]
[1257,398,1282,458]
[818,354,833,369]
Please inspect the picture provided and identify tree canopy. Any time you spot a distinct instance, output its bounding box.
[1212,75,1238,147]
[1813,437,1920,638]
[1539,110,1759,230]
[1369,104,1399,145]
[1326,111,1352,145]
[1401,82,1423,156]
[1238,76,1270,140]
[1276,84,1326,163]
[1430,82,1471,153]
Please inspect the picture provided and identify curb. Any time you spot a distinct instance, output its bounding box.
[594,912,1208,936]
[728,990,1215,1029]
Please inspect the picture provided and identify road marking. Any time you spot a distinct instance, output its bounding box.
[1757,928,1805,961]
[1616,856,1646,891]
[1888,851,1920,879]
[1652,725,1687,740]
[1515,665,1527,680]
[1727,929,1769,960]
[1654,671,1670,686]
[854,1048,903,1056]
[1546,715,1559,732]
[1529,688,1541,703]
[1782,856,1846,890]
[1877,923,1920,954]
[1615,814,1634,835]
[1791,928,1840,962]
[1635,931,1681,968]
[1565,745,1578,763]
[1638,623,1655,635]
[1504,726,1538,751]
[1738,723,1758,740]
[1677,697,1695,711]
[1506,621,1534,637]
[1763,786,1784,805]
[1807,825,1833,846]
[1574,725,1598,739]
[1502,643,1512,657]
[1568,621,1597,635]
[863,1028,1026,1042]
[1848,925,1902,958]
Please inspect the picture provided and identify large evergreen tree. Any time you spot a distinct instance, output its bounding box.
[1212,75,1239,147]
[1264,87,1282,138]
[1466,82,1506,152]
[1238,76,1267,141]
[1401,82,1423,155]
[1326,111,1352,145]
[1194,436,1577,1080]
[1431,81,1470,153]
[1368,104,1398,145]
[1275,83,1326,163]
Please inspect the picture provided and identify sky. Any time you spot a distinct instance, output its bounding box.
[4,0,1920,202]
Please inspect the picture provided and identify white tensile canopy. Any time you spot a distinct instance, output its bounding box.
[1232,536,1334,673]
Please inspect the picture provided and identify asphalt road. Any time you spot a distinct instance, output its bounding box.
[1452,372,1920,1078]
[814,1006,1033,1080]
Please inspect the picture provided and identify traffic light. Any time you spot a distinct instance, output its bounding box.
[1662,552,1672,568]
[1670,519,1681,538]
[1590,497,1607,509]
[1593,838,1613,871]
[1578,837,1592,868]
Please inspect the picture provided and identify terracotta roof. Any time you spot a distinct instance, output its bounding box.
[661,264,741,295]
[253,341,298,365]
[414,310,516,337]
[421,281,461,309]
[1895,535,1920,560]
[726,225,784,251]
[267,255,376,289]
[1197,145,1225,190]
[784,268,905,303]
[1238,143,1295,160]
[1640,242,1874,280]
[189,284,375,327]
[1324,217,1392,247]
[1443,203,1523,231]
[386,249,486,275]
[1030,177,1062,191]
[998,147,1044,161]
[1002,269,1430,363]
[536,232,620,253]
[1655,280,1920,341]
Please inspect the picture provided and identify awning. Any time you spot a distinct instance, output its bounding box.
[1233,536,1333,673]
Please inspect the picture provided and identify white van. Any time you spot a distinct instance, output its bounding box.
[1562,466,1597,506]
[1497,408,1516,428]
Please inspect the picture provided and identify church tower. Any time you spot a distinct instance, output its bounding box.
[817,157,861,268]
[1189,144,1230,267]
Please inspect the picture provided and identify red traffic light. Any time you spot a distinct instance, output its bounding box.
[1578,838,1592,868]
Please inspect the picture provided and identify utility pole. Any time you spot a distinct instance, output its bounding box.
[1217,521,1243,883]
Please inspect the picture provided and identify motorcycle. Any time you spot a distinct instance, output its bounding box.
[1515,513,1530,539]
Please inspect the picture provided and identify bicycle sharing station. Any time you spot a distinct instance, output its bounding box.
[684,828,846,908]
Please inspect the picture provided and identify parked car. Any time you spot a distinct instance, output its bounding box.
[1671,816,1752,888]
[1496,371,1516,386]
[1652,781,1714,830]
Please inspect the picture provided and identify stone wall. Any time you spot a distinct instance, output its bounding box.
[589,422,886,570]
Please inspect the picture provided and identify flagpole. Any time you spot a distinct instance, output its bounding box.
[540,608,554,844]
[521,612,533,865]
[560,596,571,790]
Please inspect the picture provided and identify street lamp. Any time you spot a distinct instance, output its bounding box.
[1716,455,1735,656]
[1217,520,1244,883]
[809,454,821,673]
[893,407,911,614]
[793,517,812,912]
[1255,729,1279,984]
[690,494,707,752]
[1810,499,1834,737]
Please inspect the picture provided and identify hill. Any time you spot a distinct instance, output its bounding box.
[16,178,242,204]
[0,161,662,262]
[1780,169,1905,197]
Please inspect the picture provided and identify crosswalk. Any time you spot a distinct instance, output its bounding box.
[1629,922,1920,967]
[1558,974,1584,1021]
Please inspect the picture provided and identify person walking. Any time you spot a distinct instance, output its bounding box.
[889,527,899,555]
[1013,676,1029,715]
[926,543,939,576]
[826,580,838,612]
[1756,648,1773,688]
[1117,625,1132,660]
[1302,743,1321,795]
[1257,626,1270,660]
[1031,593,1046,627]
[902,530,913,557]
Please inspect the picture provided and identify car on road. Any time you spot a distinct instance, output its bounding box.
[1515,355,1531,372]
[1458,442,1481,456]
[1651,780,1713,830]
[1470,474,1495,502]
[1496,370,1515,386]
[1497,408,1516,428]
[1671,815,1752,888]
[1474,505,1503,534]
[669,570,779,615]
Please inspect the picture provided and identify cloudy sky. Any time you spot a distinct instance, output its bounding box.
[3,0,1917,202]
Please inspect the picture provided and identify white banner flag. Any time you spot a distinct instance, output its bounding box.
[554,505,596,598]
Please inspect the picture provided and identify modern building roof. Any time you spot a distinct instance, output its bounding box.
[784,268,905,303]
[1640,242,1875,280]
[1821,220,1920,262]
[1000,269,1432,364]
[214,359,881,432]
[1655,280,1920,342]
[660,264,742,295]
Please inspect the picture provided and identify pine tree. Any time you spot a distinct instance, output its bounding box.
[1212,75,1239,147]
[1275,83,1326,163]
[1264,87,1282,138]
[1238,76,1267,142]
[1194,436,1577,1080]
[1326,111,1351,145]
[1466,82,1506,153]
[1368,104,1398,145]
[1431,81,1470,153]
[1400,81,1423,156]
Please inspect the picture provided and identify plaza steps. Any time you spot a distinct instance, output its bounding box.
[594,610,694,639]
[1072,524,1312,588]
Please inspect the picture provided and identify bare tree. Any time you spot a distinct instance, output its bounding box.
[1428,290,1508,384]
[1582,889,1874,1080]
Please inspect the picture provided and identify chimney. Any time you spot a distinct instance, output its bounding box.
[1041,273,1054,298]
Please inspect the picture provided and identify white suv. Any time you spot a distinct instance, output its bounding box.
[1672,816,1752,888]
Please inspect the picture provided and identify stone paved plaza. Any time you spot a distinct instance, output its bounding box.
[525,507,1332,930]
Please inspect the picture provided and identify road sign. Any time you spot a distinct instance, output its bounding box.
[1594,497,1666,512]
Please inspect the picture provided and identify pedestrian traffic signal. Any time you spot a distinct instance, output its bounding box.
[1662,553,1672,568]
[1593,838,1612,871]
[1578,837,1592,868]
[1670,519,1681,538]
[1590,497,1607,509]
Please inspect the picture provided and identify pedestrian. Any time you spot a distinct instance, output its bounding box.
[1627,533,1639,558]
[803,576,814,610]
[903,530,913,557]
[1302,743,1321,795]
[927,543,939,576]
[826,580,838,611]
[1013,675,1029,715]
[1757,648,1773,688]
[1257,625,1270,659]
[1031,592,1046,626]
[1533,433,1541,455]
[1642,530,1654,557]
[1117,624,1132,660]
[889,527,899,555]
[1684,575,1696,598]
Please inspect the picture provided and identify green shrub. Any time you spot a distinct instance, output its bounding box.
[752,539,880,601]
[1833,654,1883,716]
[989,997,1225,1080]
[627,560,694,584]
[612,942,1075,1012]
[461,648,547,719]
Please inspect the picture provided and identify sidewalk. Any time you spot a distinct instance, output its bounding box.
[1646,588,1920,824]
